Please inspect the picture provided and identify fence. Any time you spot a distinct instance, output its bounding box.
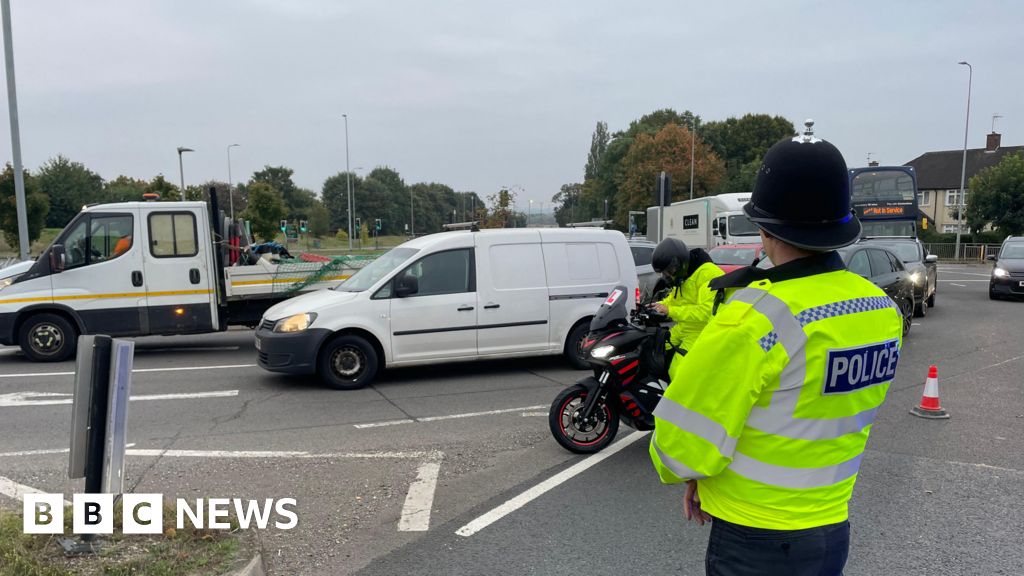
[922,243,1001,262]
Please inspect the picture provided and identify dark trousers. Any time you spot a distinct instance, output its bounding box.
[705,517,850,576]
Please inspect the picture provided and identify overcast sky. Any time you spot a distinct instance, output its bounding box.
[1,0,1021,208]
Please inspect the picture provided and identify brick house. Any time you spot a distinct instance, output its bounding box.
[904,132,1023,233]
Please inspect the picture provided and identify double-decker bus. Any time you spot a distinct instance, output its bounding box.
[848,166,921,238]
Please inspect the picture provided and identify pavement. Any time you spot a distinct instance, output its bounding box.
[1,264,1022,575]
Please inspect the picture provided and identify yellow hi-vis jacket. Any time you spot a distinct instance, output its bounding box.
[659,261,724,350]
[649,252,903,530]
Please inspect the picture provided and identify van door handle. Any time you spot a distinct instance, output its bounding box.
[189,268,201,284]
[484,303,500,309]
[457,305,474,311]
[131,270,143,287]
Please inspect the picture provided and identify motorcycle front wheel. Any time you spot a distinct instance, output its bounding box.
[549,384,619,454]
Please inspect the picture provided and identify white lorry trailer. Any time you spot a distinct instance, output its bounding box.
[645,192,761,248]
[0,196,360,362]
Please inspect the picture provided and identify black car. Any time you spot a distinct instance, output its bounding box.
[758,244,915,336]
[988,237,1024,300]
[858,237,938,317]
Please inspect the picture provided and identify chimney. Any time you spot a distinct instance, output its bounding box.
[986,132,1001,152]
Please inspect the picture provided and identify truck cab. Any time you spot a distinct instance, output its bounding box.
[0,202,217,361]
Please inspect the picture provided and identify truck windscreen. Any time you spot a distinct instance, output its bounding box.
[727,215,759,236]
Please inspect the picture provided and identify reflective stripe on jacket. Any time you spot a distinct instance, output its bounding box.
[659,261,724,350]
[649,252,903,530]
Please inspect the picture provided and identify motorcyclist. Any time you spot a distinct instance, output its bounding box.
[649,238,724,361]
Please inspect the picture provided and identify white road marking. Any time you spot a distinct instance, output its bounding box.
[399,458,443,531]
[520,412,547,417]
[0,389,239,407]
[354,405,547,428]
[936,271,992,277]
[938,279,987,282]
[0,363,257,379]
[455,431,649,537]
[353,419,416,429]
[950,283,966,287]
[0,476,71,507]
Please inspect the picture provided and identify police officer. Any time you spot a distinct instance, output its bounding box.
[649,132,904,575]
[649,238,724,356]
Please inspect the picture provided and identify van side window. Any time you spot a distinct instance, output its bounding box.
[62,214,134,269]
[149,212,198,257]
[403,249,473,296]
[490,244,546,290]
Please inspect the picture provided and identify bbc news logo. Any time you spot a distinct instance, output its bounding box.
[23,494,298,534]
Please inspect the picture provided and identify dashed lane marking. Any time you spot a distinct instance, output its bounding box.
[0,390,239,407]
[354,405,547,429]
[0,363,257,379]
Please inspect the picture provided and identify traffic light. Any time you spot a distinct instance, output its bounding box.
[299,220,308,233]
[355,217,361,230]
[279,219,288,232]
[375,218,382,232]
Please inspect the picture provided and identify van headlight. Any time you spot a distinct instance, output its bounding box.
[0,277,12,290]
[993,268,1009,278]
[591,345,616,359]
[274,313,317,333]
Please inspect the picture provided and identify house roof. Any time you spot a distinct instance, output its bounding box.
[904,145,1024,190]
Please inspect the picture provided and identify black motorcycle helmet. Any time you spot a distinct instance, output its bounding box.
[652,238,690,288]
[742,128,862,250]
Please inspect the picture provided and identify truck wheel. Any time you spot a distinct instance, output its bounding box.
[19,313,78,362]
[318,335,379,390]
[564,321,592,370]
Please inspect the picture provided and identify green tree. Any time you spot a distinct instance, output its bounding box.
[104,175,148,203]
[364,167,407,236]
[147,174,180,201]
[617,123,725,226]
[243,182,286,241]
[485,188,517,228]
[320,172,361,232]
[584,121,610,181]
[307,199,330,237]
[0,164,49,249]
[701,114,795,192]
[37,155,104,227]
[965,151,1024,235]
[552,183,583,226]
[251,166,312,218]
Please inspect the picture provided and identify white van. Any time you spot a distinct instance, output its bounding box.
[255,228,638,389]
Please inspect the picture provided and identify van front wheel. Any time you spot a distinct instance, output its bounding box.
[19,313,78,362]
[318,335,379,390]
[564,322,591,370]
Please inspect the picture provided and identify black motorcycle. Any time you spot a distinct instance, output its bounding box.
[548,282,673,454]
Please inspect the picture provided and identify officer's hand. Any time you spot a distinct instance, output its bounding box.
[683,480,712,526]
[650,303,668,315]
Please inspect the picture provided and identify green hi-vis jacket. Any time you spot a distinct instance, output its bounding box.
[649,252,904,530]
[659,261,725,350]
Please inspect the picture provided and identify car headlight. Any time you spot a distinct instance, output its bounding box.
[274,312,317,333]
[590,345,616,359]
[993,268,1009,278]
[909,272,921,285]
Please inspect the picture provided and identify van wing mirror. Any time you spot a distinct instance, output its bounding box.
[49,245,66,273]
[394,273,419,297]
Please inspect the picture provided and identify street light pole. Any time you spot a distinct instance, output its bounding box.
[689,119,697,200]
[343,114,353,250]
[2,0,29,261]
[226,144,240,220]
[955,61,972,261]
[177,146,194,198]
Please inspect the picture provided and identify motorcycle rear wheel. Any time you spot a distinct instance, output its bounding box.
[549,384,619,454]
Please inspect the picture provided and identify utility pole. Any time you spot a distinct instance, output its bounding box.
[343,114,353,250]
[955,61,972,261]
[2,0,29,261]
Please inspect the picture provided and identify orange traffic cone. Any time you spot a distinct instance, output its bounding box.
[910,365,950,419]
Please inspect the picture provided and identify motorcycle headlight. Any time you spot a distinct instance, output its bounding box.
[909,272,922,285]
[274,312,317,333]
[590,345,615,359]
[993,268,1009,278]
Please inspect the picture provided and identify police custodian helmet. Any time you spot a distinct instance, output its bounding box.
[652,237,690,287]
[743,122,862,250]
